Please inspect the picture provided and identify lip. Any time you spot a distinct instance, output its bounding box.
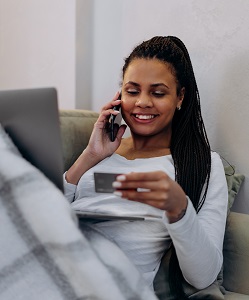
[131,113,159,123]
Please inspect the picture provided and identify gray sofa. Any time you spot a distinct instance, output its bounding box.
[59,109,249,300]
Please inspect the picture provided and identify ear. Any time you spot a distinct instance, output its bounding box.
[177,87,185,108]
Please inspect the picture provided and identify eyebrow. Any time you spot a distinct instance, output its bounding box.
[125,81,170,89]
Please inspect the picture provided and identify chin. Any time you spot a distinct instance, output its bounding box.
[131,130,156,137]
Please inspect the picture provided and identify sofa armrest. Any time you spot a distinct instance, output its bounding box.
[223,211,249,295]
[59,109,99,172]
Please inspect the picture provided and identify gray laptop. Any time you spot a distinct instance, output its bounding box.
[0,88,150,222]
[0,87,64,192]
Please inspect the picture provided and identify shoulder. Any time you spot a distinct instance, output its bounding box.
[208,151,227,192]
[211,151,222,161]
[210,151,224,171]
[199,151,228,219]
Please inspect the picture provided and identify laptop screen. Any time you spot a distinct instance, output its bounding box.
[0,87,64,192]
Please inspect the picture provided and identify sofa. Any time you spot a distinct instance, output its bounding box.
[59,109,249,300]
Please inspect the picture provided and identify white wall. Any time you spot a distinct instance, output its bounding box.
[1,0,248,213]
[76,0,94,109]
[90,0,249,213]
[0,0,75,109]
[91,0,123,109]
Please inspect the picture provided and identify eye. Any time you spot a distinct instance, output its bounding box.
[126,89,139,95]
[152,91,165,97]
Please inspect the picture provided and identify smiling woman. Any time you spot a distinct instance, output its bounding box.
[64,36,228,300]
[120,59,184,148]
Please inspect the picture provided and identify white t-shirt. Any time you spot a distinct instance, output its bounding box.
[64,152,228,290]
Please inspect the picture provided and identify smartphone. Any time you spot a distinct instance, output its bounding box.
[106,93,122,142]
[94,172,121,193]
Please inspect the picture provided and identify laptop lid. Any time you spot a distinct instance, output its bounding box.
[0,87,64,192]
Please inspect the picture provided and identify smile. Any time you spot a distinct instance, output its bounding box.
[134,114,157,120]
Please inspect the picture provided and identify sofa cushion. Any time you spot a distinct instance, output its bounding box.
[224,165,245,213]
[154,247,225,300]
[59,109,99,171]
[223,212,249,295]
[224,291,249,299]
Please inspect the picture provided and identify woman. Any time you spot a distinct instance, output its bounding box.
[64,36,228,298]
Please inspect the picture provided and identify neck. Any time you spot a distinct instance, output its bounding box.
[116,132,171,160]
[129,130,171,151]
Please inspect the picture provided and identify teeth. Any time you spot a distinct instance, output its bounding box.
[135,115,155,120]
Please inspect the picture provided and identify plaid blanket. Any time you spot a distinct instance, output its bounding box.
[0,125,158,300]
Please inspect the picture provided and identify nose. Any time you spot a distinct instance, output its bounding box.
[135,93,153,108]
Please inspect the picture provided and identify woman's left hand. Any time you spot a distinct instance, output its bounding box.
[113,171,188,223]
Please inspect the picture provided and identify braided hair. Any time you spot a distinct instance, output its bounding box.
[122,36,211,299]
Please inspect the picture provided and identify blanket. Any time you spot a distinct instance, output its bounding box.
[0,124,158,300]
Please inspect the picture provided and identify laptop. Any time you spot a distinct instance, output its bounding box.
[0,87,64,192]
[75,210,146,222]
[0,87,152,222]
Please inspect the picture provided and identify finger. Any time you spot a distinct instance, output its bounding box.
[117,181,169,191]
[95,109,121,128]
[101,108,121,119]
[115,189,168,210]
[101,99,121,112]
[120,189,167,202]
[101,91,121,111]
[115,124,127,141]
[114,177,170,191]
[117,171,168,182]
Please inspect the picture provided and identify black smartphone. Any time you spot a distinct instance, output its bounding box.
[106,93,122,142]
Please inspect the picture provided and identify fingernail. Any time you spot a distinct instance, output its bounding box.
[112,181,122,188]
[112,110,120,114]
[116,175,126,181]
[113,191,122,197]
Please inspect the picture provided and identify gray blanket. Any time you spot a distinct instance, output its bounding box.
[0,125,158,300]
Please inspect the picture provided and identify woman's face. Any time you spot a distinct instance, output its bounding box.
[121,58,184,138]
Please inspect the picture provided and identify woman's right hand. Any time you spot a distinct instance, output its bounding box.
[85,91,126,161]
[65,92,126,185]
